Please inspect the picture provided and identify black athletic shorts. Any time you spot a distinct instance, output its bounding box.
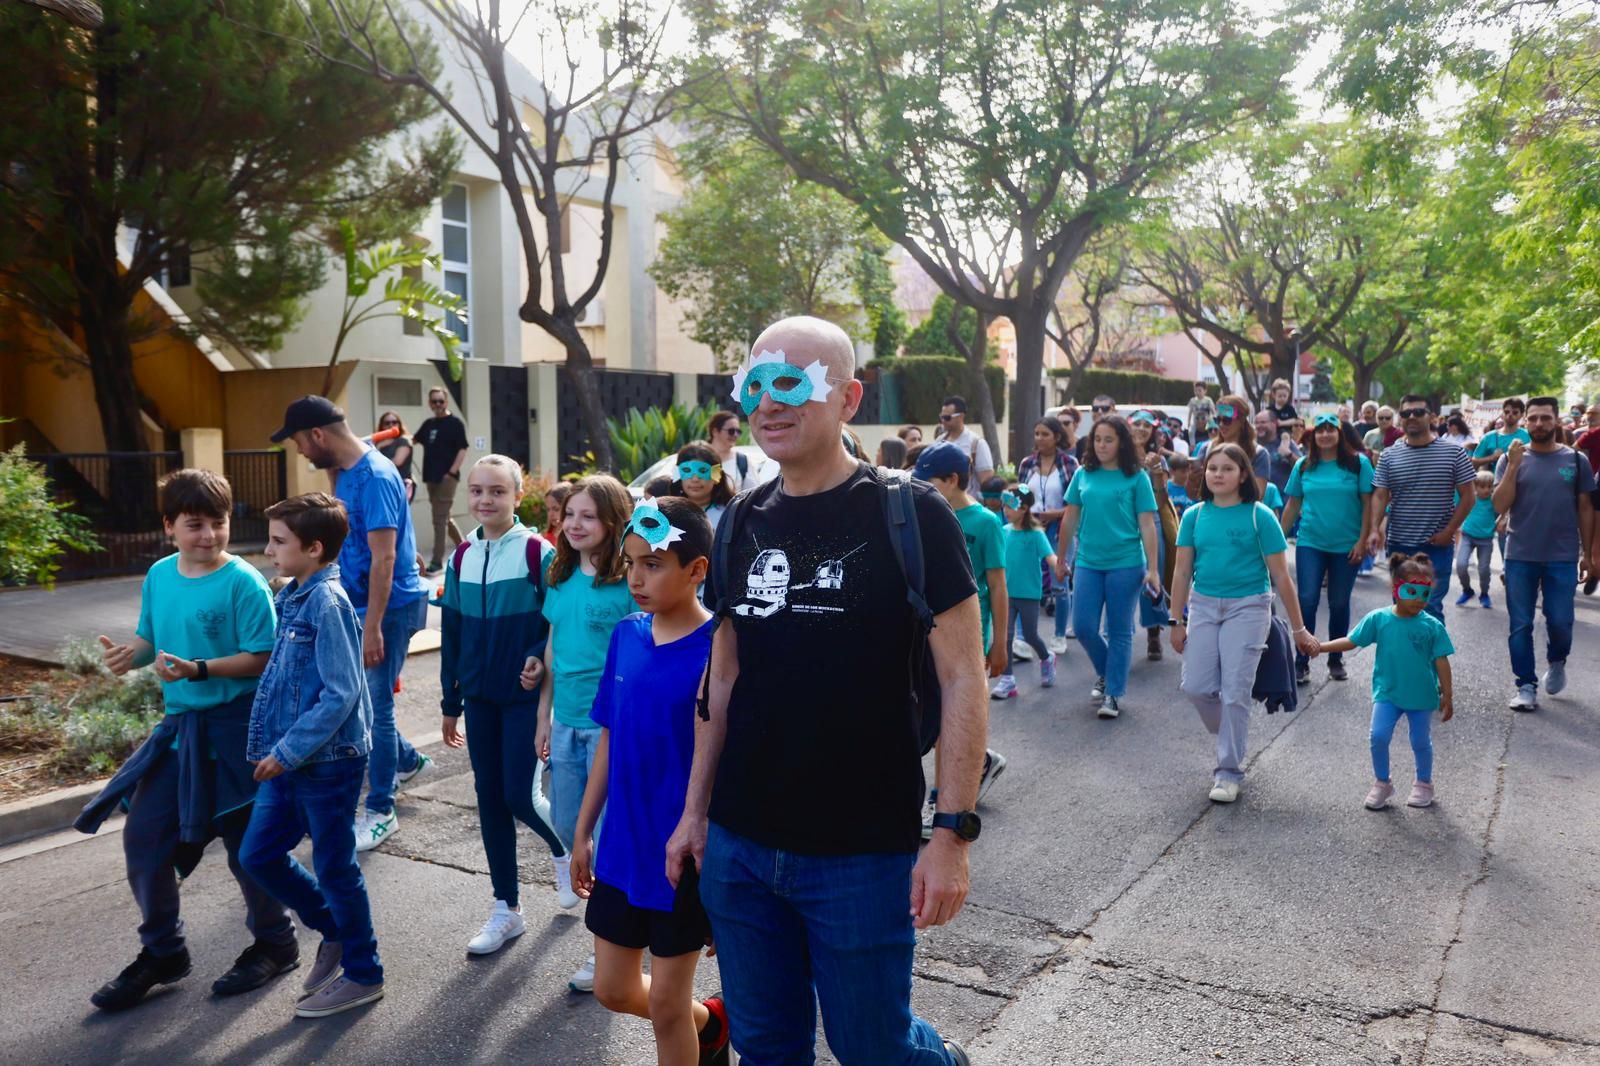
[584,875,710,958]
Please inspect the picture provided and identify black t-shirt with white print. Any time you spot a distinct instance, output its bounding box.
[708,464,977,856]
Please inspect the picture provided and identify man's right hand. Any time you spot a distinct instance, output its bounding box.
[362,625,384,670]
[1506,438,1526,465]
[665,812,708,890]
[98,635,133,676]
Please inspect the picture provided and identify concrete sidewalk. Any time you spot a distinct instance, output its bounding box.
[0,570,441,666]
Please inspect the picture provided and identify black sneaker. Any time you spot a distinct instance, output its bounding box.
[1329,660,1348,681]
[944,1039,973,1065]
[91,948,192,1011]
[1295,662,1311,686]
[211,940,299,997]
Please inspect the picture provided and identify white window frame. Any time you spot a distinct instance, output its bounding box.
[441,184,472,358]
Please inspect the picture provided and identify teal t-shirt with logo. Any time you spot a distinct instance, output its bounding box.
[1284,454,1375,554]
[956,504,1006,651]
[542,573,637,728]
[1065,467,1157,571]
[1176,500,1289,599]
[1461,495,1498,539]
[1347,606,1455,711]
[1003,526,1055,601]
[135,554,277,713]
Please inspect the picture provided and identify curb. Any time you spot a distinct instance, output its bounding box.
[0,780,104,848]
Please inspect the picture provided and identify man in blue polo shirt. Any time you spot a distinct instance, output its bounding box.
[272,396,431,850]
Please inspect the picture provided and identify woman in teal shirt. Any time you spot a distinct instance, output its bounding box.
[1054,416,1160,719]
[1170,443,1320,804]
[1280,413,1374,685]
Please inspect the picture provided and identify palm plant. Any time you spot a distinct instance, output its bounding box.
[606,400,722,482]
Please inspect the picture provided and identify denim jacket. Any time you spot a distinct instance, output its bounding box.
[247,564,372,769]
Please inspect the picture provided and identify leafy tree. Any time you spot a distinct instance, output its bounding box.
[306,0,684,471]
[0,438,99,588]
[0,0,457,464]
[854,239,907,358]
[651,147,883,368]
[683,0,1299,461]
[903,295,977,357]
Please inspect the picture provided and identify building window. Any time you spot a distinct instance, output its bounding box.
[441,184,471,355]
[375,376,423,407]
[402,265,423,336]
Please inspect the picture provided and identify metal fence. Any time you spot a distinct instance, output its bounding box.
[31,451,183,580]
[223,450,287,548]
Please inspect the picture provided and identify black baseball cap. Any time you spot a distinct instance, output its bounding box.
[270,395,346,442]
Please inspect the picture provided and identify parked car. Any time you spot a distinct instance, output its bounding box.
[626,444,772,501]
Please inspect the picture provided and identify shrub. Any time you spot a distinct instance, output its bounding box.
[513,469,562,531]
[0,441,99,588]
[58,636,109,676]
[607,400,723,483]
[1047,366,1217,406]
[17,667,164,775]
[871,356,1007,424]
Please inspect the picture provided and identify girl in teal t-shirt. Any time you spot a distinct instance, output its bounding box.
[993,484,1058,699]
[1319,552,1455,811]
[1170,443,1319,805]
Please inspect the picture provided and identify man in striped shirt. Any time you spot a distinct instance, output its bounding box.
[1367,395,1476,621]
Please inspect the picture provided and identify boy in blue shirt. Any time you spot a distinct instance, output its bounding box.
[238,493,383,1019]
[569,497,730,1065]
[80,469,294,1012]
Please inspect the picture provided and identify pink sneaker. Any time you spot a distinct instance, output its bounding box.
[1364,781,1395,810]
[1407,781,1435,808]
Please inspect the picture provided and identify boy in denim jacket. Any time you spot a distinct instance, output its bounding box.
[239,493,383,1019]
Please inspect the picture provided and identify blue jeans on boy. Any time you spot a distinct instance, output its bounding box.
[240,757,383,985]
[1387,542,1455,621]
[549,720,603,849]
[364,596,427,816]
[1295,545,1358,668]
[1073,565,1143,697]
[699,822,957,1066]
[1505,560,1577,690]
[1370,701,1433,783]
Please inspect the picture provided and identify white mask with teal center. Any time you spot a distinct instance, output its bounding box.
[624,503,685,552]
[731,349,834,415]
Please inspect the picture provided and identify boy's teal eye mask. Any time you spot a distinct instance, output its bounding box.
[1395,581,1433,602]
[623,503,684,552]
[1314,413,1340,428]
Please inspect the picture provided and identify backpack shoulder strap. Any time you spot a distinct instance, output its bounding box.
[525,535,544,594]
[872,466,932,626]
[449,538,472,577]
[737,451,749,478]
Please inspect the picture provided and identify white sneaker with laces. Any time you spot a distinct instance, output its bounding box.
[397,751,433,786]
[1208,779,1240,804]
[354,811,398,853]
[1011,638,1035,662]
[1508,685,1538,712]
[989,675,1017,700]
[1090,676,1106,700]
[1544,661,1567,695]
[552,855,579,909]
[569,954,596,993]
[1047,636,1069,656]
[1097,695,1121,719]
[977,750,1007,804]
[467,900,525,955]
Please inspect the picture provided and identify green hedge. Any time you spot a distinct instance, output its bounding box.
[1047,366,1216,406]
[870,355,1007,423]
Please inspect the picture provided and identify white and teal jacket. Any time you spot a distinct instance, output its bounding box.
[439,520,554,716]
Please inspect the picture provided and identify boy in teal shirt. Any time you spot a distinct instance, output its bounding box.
[78,469,294,1012]
[1454,471,1498,607]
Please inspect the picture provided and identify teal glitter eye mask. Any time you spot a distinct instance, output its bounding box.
[1395,581,1433,602]
[1001,490,1023,509]
[731,349,835,415]
[1314,412,1340,428]
[678,460,715,482]
[623,503,684,552]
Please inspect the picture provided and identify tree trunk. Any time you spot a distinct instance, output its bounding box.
[558,339,616,473]
[947,306,1000,463]
[1012,309,1050,467]
[1352,362,1375,406]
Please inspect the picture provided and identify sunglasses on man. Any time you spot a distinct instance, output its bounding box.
[1399,407,1429,420]
[938,413,956,422]
[1091,404,1112,414]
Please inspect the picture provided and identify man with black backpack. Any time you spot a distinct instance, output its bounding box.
[665,316,988,1066]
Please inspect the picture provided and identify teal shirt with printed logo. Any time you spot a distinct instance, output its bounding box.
[1284,454,1375,554]
[135,554,277,713]
[1065,467,1157,571]
[541,574,637,728]
[1347,606,1455,711]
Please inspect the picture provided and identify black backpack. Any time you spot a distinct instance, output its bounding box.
[701,464,943,755]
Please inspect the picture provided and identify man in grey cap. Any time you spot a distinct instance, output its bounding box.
[271,396,431,850]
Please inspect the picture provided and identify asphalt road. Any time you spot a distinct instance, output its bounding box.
[2,567,1597,1066]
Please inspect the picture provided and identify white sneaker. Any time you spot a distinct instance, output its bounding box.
[1011,638,1035,662]
[1508,685,1539,712]
[989,675,1017,700]
[1090,676,1106,700]
[552,855,579,910]
[1544,661,1567,695]
[1208,779,1240,804]
[397,751,433,786]
[977,749,1007,804]
[354,810,398,853]
[1047,636,1069,656]
[1097,695,1121,719]
[467,900,525,955]
[569,954,595,993]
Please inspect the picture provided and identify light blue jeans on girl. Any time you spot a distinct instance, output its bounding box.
[1073,565,1143,697]
[1370,701,1433,783]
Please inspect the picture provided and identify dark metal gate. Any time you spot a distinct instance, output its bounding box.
[30,451,183,580]
[488,365,532,469]
[556,369,675,476]
[223,450,287,549]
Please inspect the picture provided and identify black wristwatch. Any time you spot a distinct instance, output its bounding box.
[190,658,209,682]
[930,810,981,842]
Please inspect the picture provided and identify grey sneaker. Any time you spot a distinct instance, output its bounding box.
[302,940,342,997]
[294,974,383,1018]
[1508,685,1538,712]
[1544,660,1567,696]
[977,750,1007,804]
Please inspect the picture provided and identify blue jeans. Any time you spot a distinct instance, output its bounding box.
[1073,565,1143,697]
[1295,545,1358,668]
[240,757,383,985]
[699,823,956,1066]
[363,596,427,815]
[1370,701,1433,783]
[1387,542,1455,622]
[1051,529,1076,638]
[1505,560,1578,690]
[549,720,603,849]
